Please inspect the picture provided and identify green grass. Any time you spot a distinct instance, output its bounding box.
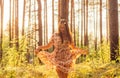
[0,62,120,78]
[1,37,120,78]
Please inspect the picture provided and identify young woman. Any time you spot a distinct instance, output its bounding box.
[34,19,88,78]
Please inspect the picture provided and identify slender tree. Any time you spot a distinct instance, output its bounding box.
[94,0,97,51]
[81,0,84,47]
[58,0,69,21]
[96,0,98,51]
[26,0,31,63]
[43,0,45,45]
[37,0,42,46]
[106,0,109,43]
[72,0,76,45]
[0,0,4,61]
[100,0,102,44]
[34,0,37,49]
[15,0,19,51]
[58,0,60,23]
[52,0,55,34]
[9,0,12,47]
[43,0,46,45]
[77,0,80,47]
[44,0,48,44]
[70,0,73,32]
[83,0,86,46]
[0,0,1,60]
[22,0,25,36]
[84,0,88,47]
[108,0,119,61]
[12,0,15,42]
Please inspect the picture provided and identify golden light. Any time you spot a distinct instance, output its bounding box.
[3,0,24,30]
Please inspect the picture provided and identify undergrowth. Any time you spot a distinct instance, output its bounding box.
[1,37,120,78]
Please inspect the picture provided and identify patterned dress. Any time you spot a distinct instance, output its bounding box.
[37,33,85,73]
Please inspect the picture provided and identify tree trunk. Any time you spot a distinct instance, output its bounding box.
[100,0,102,44]
[0,0,4,61]
[77,0,80,47]
[108,0,119,61]
[12,0,15,45]
[94,0,97,51]
[44,0,46,45]
[58,0,69,22]
[9,0,12,47]
[72,0,76,45]
[37,0,42,46]
[44,0,48,44]
[15,0,19,51]
[106,0,109,43]
[26,0,31,63]
[52,0,54,34]
[83,0,85,46]
[84,0,88,47]
[37,0,42,64]
[33,1,36,63]
[81,0,84,47]
[70,0,73,32]
[22,0,25,36]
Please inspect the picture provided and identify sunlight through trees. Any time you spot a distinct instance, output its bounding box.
[0,0,120,78]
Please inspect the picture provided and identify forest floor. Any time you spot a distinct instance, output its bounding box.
[0,62,120,78]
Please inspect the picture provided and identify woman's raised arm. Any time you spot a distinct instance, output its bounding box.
[34,34,55,54]
[34,41,53,54]
[69,42,88,55]
[69,42,79,50]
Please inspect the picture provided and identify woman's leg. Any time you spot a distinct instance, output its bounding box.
[63,72,68,78]
[56,68,68,78]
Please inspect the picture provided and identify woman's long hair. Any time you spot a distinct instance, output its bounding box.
[58,19,72,44]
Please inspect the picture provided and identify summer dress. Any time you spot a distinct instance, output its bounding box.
[37,33,85,73]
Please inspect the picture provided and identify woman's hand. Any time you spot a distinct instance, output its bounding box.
[34,49,39,55]
[34,46,43,55]
[77,48,88,55]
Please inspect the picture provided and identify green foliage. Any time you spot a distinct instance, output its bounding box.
[0,65,44,78]
[86,41,110,66]
[2,47,19,66]
[0,62,120,78]
[1,33,120,78]
[1,36,27,67]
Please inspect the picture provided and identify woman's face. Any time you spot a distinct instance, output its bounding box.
[60,22,66,33]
